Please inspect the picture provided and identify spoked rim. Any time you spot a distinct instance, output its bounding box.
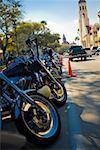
[44,78,64,98]
[21,95,59,138]
[44,78,65,102]
[53,83,64,98]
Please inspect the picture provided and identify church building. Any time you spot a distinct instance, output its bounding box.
[78,0,100,48]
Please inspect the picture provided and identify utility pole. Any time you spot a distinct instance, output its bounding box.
[13,20,19,56]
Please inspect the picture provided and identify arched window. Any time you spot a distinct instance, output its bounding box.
[83,13,85,17]
[82,6,84,10]
[80,6,81,11]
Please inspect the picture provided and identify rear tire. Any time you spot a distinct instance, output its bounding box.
[52,80,67,106]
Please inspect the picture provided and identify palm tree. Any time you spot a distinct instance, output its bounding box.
[40,21,47,26]
[75,36,80,45]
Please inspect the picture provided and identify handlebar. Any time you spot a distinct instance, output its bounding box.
[26,31,44,46]
[26,32,40,59]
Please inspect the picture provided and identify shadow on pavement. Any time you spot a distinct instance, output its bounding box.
[1,102,100,150]
[66,102,100,150]
[0,104,70,150]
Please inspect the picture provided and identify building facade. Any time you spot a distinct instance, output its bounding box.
[78,0,100,48]
[90,23,100,47]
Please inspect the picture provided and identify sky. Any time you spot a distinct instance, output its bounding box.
[22,0,100,43]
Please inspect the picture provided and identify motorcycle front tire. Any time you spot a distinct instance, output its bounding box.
[14,92,61,145]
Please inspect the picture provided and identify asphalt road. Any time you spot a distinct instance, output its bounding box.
[63,55,100,150]
[0,55,100,150]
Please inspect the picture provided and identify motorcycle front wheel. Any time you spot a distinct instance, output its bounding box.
[14,92,61,145]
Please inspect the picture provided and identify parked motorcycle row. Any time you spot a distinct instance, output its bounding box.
[0,32,67,145]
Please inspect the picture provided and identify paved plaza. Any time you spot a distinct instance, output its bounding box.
[1,55,100,150]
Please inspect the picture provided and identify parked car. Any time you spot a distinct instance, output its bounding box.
[96,47,100,55]
[91,46,98,55]
[68,46,87,61]
[82,47,93,57]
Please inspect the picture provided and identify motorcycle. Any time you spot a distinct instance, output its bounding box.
[0,69,61,144]
[24,33,67,106]
[3,32,67,107]
[42,49,62,79]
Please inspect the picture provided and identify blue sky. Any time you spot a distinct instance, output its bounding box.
[22,0,100,43]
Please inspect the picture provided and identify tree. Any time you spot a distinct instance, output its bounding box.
[40,20,47,26]
[0,0,22,57]
[5,21,61,53]
[62,34,67,44]
[75,36,80,41]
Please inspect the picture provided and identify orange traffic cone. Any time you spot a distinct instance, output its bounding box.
[68,57,77,77]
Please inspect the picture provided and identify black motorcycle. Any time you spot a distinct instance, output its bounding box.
[42,49,62,79]
[24,33,67,106]
[0,68,61,144]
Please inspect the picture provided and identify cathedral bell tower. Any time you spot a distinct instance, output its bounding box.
[79,0,90,47]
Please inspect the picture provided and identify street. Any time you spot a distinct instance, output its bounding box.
[1,55,100,150]
[64,55,100,150]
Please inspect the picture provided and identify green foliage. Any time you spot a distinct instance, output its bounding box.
[75,36,80,41]
[0,0,60,54]
[0,0,22,55]
[1,21,61,53]
[56,43,70,54]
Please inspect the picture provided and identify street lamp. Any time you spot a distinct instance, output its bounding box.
[13,19,18,55]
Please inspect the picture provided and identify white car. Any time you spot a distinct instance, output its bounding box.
[96,47,100,55]
[91,46,98,55]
